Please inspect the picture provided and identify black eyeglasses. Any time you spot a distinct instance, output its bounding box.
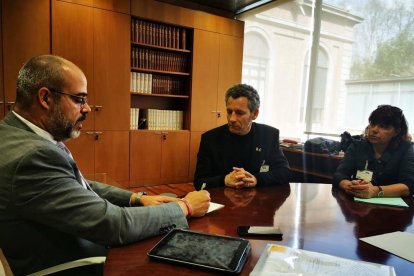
[48,87,88,107]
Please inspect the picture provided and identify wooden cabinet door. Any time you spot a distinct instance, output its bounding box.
[52,0,95,130]
[161,131,190,181]
[189,131,203,182]
[217,34,244,126]
[93,8,130,131]
[191,29,220,132]
[129,131,162,186]
[95,131,130,188]
[2,0,50,111]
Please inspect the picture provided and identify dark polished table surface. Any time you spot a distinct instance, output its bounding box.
[104,183,414,275]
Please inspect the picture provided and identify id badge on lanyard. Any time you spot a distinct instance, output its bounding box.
[260,160,269,172]
[356,160,373,182]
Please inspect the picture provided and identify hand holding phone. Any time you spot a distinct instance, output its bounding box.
[237,226,283,237]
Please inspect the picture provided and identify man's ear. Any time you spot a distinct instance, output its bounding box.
[38,88,50,109]
[252,108,259,120]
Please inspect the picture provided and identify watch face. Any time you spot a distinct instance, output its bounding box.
[378,191,384,198]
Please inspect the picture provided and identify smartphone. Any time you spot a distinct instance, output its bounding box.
[237,226,283,237]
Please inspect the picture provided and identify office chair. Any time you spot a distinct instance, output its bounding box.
[0,248,13,276]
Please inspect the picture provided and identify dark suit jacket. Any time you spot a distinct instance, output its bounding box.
[0,112,188,275]
[194,123,290,190]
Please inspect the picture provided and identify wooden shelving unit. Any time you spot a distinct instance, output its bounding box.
[130,18,193,131]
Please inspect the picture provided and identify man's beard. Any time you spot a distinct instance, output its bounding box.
[49,104,85,141]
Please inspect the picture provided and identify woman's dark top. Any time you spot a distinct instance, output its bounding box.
[333,139,414,195]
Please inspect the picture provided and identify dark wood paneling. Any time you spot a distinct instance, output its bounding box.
[95,131,130,187]
[217,34,244,125]
[189,131,203,181]
[2,0,50,106]
[52,0,95,130]
[190,29,220,131]
[93,8,130,131]
[93,0,130,14]
[161,131,190,180]
[130,0,244,37]
[130,131,163,185]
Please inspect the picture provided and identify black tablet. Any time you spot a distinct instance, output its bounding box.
[147,229,250,274]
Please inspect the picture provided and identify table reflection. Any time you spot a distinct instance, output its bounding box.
[332,188,414,264]
[104,183,414,276]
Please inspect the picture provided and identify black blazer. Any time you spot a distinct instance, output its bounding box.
[194,123,290,190]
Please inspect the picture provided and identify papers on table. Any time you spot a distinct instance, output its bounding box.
[207,202,224,213]
[354,197,408,207]
[360,231,414,263]
[250,244,396,276]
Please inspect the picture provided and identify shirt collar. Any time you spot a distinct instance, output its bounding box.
[12,111,57,144]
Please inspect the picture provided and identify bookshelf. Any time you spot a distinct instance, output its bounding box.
[130,18,193,131]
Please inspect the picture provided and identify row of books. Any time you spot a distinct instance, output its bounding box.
[130,72,186,95]
[130,108,144,130]
[131,19,187,50]
[130,108,184,130]
[131,48,188,73]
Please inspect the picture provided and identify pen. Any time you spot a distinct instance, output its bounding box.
[201,183,206,190]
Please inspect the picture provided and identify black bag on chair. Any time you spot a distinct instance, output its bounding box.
[304,137,341,155]
[340,131,363,152]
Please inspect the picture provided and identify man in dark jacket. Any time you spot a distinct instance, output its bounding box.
[194,84,290,190]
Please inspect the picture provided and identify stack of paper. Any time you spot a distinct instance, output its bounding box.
[250,244,395,276]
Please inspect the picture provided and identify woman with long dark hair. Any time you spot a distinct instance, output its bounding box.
[333,105,414,198]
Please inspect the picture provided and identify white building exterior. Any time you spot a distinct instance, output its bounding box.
[238,0,362,139]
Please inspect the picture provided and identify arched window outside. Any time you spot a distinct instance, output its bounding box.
[242,31,269,121]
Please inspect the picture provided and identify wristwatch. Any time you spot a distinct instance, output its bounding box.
[134,192,147,206]
[377,186,384,198]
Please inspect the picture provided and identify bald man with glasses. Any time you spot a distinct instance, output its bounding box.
[0,55,210,275]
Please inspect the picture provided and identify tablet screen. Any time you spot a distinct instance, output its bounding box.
[148,229,250,273]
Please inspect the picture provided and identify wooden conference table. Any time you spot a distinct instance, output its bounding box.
[104,183,414,275]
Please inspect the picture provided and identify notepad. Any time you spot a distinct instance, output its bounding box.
[354,197,408,207]
[207,202,224,213]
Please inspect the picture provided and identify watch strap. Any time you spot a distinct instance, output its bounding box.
[134,192,147,206]
[377,186,384,198]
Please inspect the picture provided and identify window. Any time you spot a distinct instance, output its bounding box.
[300,48,329,126]
[242,31,269,123]
[238,0,414,140]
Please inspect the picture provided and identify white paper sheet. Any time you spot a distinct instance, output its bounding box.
[207,202,224,213]
[354,197,408,207]
[360,231,414,263]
